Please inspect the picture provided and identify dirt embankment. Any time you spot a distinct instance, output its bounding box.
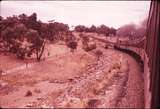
[15,49,130,108]
[31,49,144,108]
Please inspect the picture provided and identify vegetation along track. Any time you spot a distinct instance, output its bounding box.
[27,49,130,108]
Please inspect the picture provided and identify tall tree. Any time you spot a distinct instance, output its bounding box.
[25,29,46,61]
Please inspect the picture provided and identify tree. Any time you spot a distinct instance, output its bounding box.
[96,24,110,36]
[89,25,97,32]
[74,25,86,32]
[25,29,46,61]
[18,13,28,26]
[1,12,81,61]
[81,34,89,46]
[1,27,15,52]
[46,22,69,41]
[65,31,77,52]
[1,23,29,59]
[0,16,3,21]
[27,13,38,30]
[109,27,116,36]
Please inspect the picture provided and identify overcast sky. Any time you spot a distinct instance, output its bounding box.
[1,1,150,29]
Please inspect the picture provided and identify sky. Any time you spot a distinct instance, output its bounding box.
[0,1,150,29]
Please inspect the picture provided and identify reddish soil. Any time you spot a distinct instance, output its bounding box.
[0,43,95,108]
[0,35,144,108]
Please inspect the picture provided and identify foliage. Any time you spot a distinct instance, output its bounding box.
[0,13,71,61]
[82,42,97,52]
[74,24,117,36]
[95,49,103,58]
[79,33,97,51]
[65,31,78,52]
[80,34,90,46]
[74,25,86,32]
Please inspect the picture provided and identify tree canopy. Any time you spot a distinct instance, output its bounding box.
[0,13,75,61]
[74,24,117,36]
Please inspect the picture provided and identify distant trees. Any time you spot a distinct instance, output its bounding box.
[47,22,69,41]
[90,25,97,32]
[74,24,117,36]
[109,27,117,36]
[0,13,74,61]
[74,25,86,32]
[96,25,110,36]
[74,18,146,40]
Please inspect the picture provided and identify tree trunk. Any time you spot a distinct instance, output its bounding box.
[36,40,46,62]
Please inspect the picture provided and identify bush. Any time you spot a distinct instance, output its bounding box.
[67,40,78,52]
[104,43,110,49]
[95,49,103,57]
[83,42,96,51]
